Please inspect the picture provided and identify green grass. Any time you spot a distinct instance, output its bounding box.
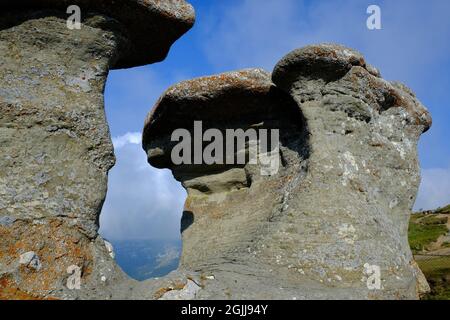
[420,215,448,225]
[409,209,450,300]
[408,222,448,253]
[417,257,450,300]
[436,204,450,214]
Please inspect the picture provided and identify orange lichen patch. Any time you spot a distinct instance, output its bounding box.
[184,197,194,211]
[209,208,226,220]
[0,275,57,300]
[305,45,367,69]
[153,287,172,300]
[153,279,188,299]
[0,218,93,297]
[162,69,271,98]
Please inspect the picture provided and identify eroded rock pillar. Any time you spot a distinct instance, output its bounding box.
[143,45,432,299]
[0,11,125,299]
[271,44,432,299]
[0,1,195,299]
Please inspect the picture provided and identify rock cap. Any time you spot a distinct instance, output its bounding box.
[143,68,273,147]
[272,43,369,87]
[2,0,195,69]
[142,68,304,169]
[273,43,431,132]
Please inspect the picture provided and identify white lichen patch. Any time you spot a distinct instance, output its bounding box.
[389,198,399,209]
[340,152,359,186]
[19,251,42,271]
[338,223,357,244]
[391,141,406,160]
[65,68,99,93]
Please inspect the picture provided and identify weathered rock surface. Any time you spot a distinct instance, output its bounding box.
[0,1,194,299]
[271,44,431,299]
[143,44,432,299]
[1,0,195,69]
[144,70,309,300]
[0,0,432,299]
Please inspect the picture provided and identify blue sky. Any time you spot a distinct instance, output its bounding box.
[99,0,450,241]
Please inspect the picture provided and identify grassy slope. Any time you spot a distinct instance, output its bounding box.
[408,205,450,300]
[409,214,448,253]
[417,257,450,300]
[436,204,450,214]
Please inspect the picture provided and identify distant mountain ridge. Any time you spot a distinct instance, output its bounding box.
[111,239,181,281]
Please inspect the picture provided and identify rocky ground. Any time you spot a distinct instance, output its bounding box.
[409,204,450,299]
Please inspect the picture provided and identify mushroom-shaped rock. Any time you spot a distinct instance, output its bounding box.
[0,1,194,299]
[143,69,311,299]
[143,46,431,299]
[143,69,306,170]
[271,44,431,299]
[1,0,195,68]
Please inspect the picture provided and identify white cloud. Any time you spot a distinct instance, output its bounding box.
[99,132,186,241]
[414,165,450,211]
[112,132,141,149]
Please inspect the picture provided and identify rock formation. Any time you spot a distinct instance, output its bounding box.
[142,45,432,299]
[0,1,432,300]
[0,0,194,299]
